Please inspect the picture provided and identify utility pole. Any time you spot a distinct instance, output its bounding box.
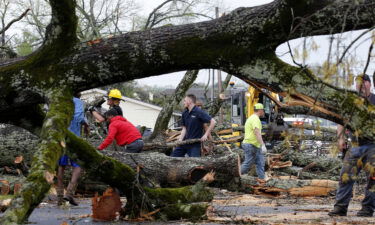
[215,7,224,124]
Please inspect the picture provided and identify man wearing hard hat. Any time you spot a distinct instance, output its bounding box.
[91,89,123,123]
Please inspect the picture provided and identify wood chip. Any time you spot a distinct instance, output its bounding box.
[0,180,10,195]
[202,171,215,183]
[14,183,22,194]
[92,187,122,221]
[0,198,12,212]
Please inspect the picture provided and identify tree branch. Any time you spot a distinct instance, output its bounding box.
[0,8,30,36]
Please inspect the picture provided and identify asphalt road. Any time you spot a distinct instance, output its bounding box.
[1,192,375,224]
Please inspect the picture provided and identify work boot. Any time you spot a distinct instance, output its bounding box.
[63,182,79,206]
[328,205,347,216]
[357,207,373,217]
[63,195,78,206]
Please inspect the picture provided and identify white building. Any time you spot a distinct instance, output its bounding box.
[81,89,181,130]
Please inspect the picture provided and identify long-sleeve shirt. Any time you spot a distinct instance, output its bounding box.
[98,116,141,150]
[68,97,87,137]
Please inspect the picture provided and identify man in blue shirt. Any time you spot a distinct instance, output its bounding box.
[57,92,89,206]
[171,94,216,157]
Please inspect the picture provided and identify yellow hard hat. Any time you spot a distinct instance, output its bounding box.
[254,103,264,110]
[108,89,122,99]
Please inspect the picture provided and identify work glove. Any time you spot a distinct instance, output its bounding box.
[261,145,267,154]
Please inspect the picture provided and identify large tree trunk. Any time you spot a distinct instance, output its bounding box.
[149,70,199,141]
[0,125,38,168]
[65,133,214,219]
[101,151,240,187]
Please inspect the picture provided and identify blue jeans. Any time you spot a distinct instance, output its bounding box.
[171,144,201,157]
[241,143,265,179]
[120,139,144,153]
[335,143,375,211]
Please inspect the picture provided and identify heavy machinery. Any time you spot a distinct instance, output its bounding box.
[231,85,282,126]
[229,84,286,148]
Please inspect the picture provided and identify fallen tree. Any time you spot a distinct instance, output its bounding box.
[101,151,240,187]
[65,133,215,220]
[1,0,375,223]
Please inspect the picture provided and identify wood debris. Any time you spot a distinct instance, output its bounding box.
[242,176,338,197]
[0,180,10,195]
[92,187,122,221]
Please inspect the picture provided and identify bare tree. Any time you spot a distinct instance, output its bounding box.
[144,0,215,30]
[75,0,139,40]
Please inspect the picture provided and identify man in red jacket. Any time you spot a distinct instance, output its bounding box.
[97,108,143,153]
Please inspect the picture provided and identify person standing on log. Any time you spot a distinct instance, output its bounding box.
[329,74,375,217]
[171,94,216,157]
[240,103,267,181]
[57,92,89,206]
[90,89,123,122]
[97,108,144,153]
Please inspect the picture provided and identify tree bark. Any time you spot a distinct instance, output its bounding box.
[65,132,214,219]
[149,70,199,141]
[241,175,338,197]
[0,175,25,195]
[273,146,341,172]
[0,125,39,168]
[101,151,240,187]
[0,89,74,225]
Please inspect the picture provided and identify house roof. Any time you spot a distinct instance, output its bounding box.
[81,89,181,117]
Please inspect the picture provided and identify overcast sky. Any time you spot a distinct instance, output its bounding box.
[134,0,374,89]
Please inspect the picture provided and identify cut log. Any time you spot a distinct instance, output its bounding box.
[101,151,241,187]
[0,125,39,168]
[0,175,25,195]
[266,154,293,169]
[241,175,338,197]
